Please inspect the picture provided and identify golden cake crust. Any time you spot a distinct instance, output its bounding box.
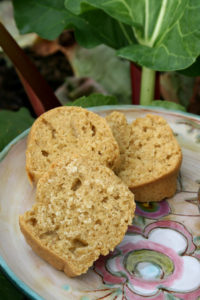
[20,156,135,277]
[26,106,120,184]
[106,112,182,202]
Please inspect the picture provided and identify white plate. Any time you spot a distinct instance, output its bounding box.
[1,105,200,300]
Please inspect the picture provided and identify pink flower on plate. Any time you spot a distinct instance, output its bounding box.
[94,221,200,299]
[135,200,170,219]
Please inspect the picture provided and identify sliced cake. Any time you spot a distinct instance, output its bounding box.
[106,112,182,202]
[20,156,135,277]
[26,106,120,183]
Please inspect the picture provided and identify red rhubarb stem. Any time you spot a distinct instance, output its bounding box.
[0,22,61,115]
[130,62,160,104]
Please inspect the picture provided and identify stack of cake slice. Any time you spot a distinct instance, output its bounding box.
[20,106,182,277]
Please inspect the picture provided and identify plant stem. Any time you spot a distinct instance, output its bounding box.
[140,66,156,105]
[0,22,61,115]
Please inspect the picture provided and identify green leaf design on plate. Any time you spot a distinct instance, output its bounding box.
[132,215,146,227]
[193,236,200,248]
[66,93,118,108]
[164,292,181,300]
[0,107,34,152]
[126,249,174,278]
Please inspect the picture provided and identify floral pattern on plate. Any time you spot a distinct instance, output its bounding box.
[135,200,170,220]
[94,220,200,299]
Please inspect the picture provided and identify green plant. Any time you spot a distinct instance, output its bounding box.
[13,0,200,107]
[0,271,23,300]
[66,93,118,107]
[0,21,61,116]
[0,108,34,151]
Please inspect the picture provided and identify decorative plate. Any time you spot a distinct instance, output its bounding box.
[0,105,200,300]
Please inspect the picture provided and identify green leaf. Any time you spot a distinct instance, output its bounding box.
[77,9,135,49]
[65,0,136,48]
[164,292,180,300]
[13,0,99,46]
[14,0,200,71]
[66,93,118,108]
[0,271,23,300]
[116,0,200,71]
[178,56,200,77]
[194,236,200,248]
[13,0,134,49]
[151,100,186,112]
[132,215,146,227]
[0,108,34,152]
[13,0,127,49]
[0,1,37,51]
[70,45,131,104]
[66,0,186,34]
[13,0,71,40]
[65,0,137,48]
[66,0,200,71]
[117,43,194,72]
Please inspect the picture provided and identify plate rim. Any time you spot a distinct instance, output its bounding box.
[0,104,200,300]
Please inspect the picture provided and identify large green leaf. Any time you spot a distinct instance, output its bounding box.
[66,0,200,71]
[13,0,134,49]
[13,0,101,47]
[13,0,72,40]
[66,0,186,38]
[78,9,135,49]
[117,42,194,71]
[13,0,200,71]
[70,45,132,104]
[65,0,136,48]
[0,108,34,152]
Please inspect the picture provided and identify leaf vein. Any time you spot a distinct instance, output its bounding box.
[118,21,132,45]
[149,0,168,46]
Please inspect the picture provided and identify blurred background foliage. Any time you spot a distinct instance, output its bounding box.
[1,0,200,152]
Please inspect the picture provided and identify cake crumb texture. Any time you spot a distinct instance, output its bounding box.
[20,156,135,277]
[106,112,182,202]
[26,106,120,183]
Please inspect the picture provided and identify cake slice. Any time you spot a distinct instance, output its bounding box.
[19,156,135,277]
[106,112,182,202]
[26,106,120,184]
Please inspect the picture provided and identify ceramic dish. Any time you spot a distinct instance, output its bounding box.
[0,105,200,300]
